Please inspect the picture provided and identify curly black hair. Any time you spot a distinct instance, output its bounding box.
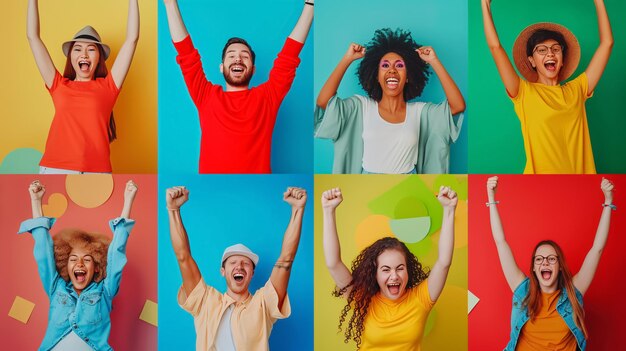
[333,237,430,349]
[357,28,430,102]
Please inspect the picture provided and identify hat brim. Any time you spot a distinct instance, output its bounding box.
[512,22,580,82]
[62,39,111,60]
[222,250,259,267]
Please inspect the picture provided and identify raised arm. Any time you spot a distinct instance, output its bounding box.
[427,186,457,301]
[481,0,520,97]
[29,180,45,218]
[26,0,56,88]
[269,187,307,310]
[110,0,140,88]
[585,0,613,94]
[321,188,353,294]
[417,47,466,115]
[487,176,525,292]
[166,186,202,295]
[316,44,365,108]
[120,180,138,218]
[163,0,189,42]
[574,178,614,295]
[288,1,313,44]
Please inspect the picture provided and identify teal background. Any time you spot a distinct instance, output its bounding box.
[158,0,313,174]
[468,0,626,173]
[313,0,468,174]
[158,174,313,350]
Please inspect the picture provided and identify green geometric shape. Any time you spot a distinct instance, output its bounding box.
[394,196,429,219]
[369,177,442,236]
[390,217,431,244]
[0,148,42,174]
[433,175,468,200]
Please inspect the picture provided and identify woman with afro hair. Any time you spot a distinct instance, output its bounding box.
[315,28,465,174]
[18,179,137,351]
[320,185,458,350]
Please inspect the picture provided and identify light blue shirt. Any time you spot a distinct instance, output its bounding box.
[18,217,135,351]
[506,278,586,351]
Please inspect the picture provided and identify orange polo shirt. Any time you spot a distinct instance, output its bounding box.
[41,71,119,172]
[178,278,290,351]
[516,290,577,350]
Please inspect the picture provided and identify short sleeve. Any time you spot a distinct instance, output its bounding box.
[314,95,362,141]
[418,100,463,174]
[565,72,593,100]
[178,278,222,317]
[46,70,64,93]
[260,280,291,320]
[510,78,528,103]
[412,279,436,311]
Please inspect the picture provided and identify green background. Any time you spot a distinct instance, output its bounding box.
[469,0,626,173]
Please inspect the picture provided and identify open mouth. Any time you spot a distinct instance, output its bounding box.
[230,65,246,76]
[387,282,401,295]
[78,60,91,73]
[74,269,87,283]
[233,272,245,282]
[540,268,552,281]
[385,77,399,89]
[544,60,557,72]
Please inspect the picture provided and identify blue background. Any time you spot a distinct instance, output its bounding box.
[313,0,468,174]
[158,0,313,174]
[158,174,313,350]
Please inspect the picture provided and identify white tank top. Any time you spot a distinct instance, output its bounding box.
[215,304,236,351]
[51,331,94,351]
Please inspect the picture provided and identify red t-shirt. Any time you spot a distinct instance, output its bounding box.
[40,71,120,172]
[174,35,303,174]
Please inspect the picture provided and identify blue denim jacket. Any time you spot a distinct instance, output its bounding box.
[18,216,135,351]
[505,277,586,351]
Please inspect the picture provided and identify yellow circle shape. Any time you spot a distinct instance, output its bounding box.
[65,174,114,208]
[43,193,68,218]
[355,215,394,251]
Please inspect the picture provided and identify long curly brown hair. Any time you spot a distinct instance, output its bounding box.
[333,237,430,349]
[53,228,111,283]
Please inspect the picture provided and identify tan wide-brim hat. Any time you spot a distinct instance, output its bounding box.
[512,22,580,82]
[62,25,111,60]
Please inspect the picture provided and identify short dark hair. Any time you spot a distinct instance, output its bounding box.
[526,29,568,58]
[222,37,256,64]
[357,28,430,101]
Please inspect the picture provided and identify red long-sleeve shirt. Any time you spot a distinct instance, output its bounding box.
[174,36,303,173]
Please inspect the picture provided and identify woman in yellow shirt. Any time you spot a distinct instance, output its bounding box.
[481,0,613,174]
[320,186,457,350]
[486,176,615,350]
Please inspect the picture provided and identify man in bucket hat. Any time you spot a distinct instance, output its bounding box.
[162,0,313,174]
[165,185,307,351]
[481,0,613,174]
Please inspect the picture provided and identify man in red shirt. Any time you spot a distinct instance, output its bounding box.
[163,0,314,173]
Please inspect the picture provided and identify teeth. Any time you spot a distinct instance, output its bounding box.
[386,78,399,83]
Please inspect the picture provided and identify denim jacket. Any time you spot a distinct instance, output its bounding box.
[18,216,135,351]
[505,277,586,351]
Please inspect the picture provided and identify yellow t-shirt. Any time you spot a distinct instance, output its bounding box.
[516,290,577,351]
[511,73,596,174]
[360,279,435,351]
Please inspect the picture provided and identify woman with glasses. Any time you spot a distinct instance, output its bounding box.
[481,0,613,174]
[486,176,615,350]
[315,28,465,174]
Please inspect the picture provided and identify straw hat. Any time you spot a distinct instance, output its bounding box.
[512,22,580,82]
[62,26,111,60]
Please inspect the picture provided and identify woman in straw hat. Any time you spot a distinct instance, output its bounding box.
[315,28,465,174]
[481,0,613,174]
[26,0,139,174]
[486,176,616,350]
[320,186,458,350]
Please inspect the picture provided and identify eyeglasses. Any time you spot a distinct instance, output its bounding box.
[534,255,559,265]
[533,44,563,56]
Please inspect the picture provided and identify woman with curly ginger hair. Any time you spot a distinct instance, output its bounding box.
[18,180,137,351]
[315,28,465,174]
[321,186,458,350]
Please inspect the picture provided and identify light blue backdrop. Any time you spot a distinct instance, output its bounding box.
[158,0,313,174]
[158,174,313,350]
[313,0,468,174]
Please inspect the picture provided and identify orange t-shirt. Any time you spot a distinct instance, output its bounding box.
[516,290,577,351]
[40,71,120,172]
